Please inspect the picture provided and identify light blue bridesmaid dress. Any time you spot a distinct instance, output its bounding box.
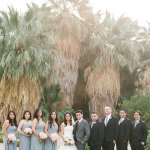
[45,122,58,150]
[19,122,32,150]
[3,125,17,150]
[31,121,45,150]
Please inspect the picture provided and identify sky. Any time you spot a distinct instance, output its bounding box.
[0,0,150,27]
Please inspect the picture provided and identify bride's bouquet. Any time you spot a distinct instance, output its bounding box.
[50,133,59,143]
[7,134,16,143]
[39,132,47,143]
[64,137,75,146]
[24,128,32,136]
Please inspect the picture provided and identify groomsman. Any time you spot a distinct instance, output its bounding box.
[102,106,118,150]
[116,109,130,150]
[130,111,148,150]
[74,110,90,150]
[88,112,104,150]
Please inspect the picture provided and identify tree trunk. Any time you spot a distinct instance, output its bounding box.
[0,77,41,123]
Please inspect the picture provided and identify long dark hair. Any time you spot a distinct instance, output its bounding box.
[48,110,59,129]
[22,110,32,120]
[33,108,44,121]
[7,111,17,127]
[64,112,73,126]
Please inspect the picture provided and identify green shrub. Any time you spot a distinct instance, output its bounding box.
[85,144,90,150]
[119,92,150,128]
[146,131,150,150]
[0,134,3,143]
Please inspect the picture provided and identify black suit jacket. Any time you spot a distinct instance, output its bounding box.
[116,118,130,142]
[88,120,104,147]
[102,116,118,141]
[130,120,148,146]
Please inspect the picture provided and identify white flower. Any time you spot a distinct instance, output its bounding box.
[50,133,59,142]
[64,137,75,145]
[24,128,32,135]
[8,134,16,142]
[39,132,47,139]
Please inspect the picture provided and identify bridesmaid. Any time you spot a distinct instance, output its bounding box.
[2,111,18,150]
[17,110,32,150]
[31,108,45,150]
[45,111,59,150]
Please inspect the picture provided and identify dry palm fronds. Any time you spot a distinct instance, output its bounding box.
[51,9,87,106]
[0,77,40,123]
[53,35,80,106]
[85,66,120,118]
[135,67,150,95]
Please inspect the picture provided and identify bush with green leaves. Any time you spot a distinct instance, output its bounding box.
[119,91,150,128]
[145,131,150,150]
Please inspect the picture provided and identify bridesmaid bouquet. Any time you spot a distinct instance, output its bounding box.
[7,134,16,143]
[39,132,47,143]
[50,133,59,143]
[24,128,32,135]
[64,137,75,146]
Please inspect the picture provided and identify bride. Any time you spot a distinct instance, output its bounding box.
[57,112,77,150]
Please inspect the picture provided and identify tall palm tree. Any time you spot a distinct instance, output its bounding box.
[48,0,88,107]
[134,25,150,95]
[83,12,141,117]
[0,6,55,122]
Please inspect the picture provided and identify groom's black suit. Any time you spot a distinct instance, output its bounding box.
[88,120,104,150]
[102,116,118,150]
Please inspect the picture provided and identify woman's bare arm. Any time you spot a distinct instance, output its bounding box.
[2,120,9,138]
[32,119,39,139]
[17,120,25,135]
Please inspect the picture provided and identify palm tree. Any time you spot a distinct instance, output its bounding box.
[0,6,55,122]
[134,25,150,95]
[82,12,142,117]
[48,0,88,108]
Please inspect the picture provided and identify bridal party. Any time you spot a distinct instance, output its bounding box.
[2,106,148,150]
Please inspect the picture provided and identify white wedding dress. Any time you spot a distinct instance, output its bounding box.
[57,125,77,150]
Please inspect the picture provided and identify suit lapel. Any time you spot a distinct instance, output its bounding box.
[134,120,140,129]
[119,118,126,125]
[77,119,83,130]
[91,121,97,129]
[106,116,112,126]
[135,121,140,128]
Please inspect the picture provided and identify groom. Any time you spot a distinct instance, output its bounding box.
[74,110,90,150]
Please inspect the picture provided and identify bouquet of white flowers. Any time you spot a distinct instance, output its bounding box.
[7,134,16,143]
[64,137,75,146]
[39,132,47,143]
[50,133,59,143]
[24,128,32,135]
